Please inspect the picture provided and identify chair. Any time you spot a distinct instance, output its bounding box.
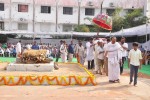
[0,50,4,57]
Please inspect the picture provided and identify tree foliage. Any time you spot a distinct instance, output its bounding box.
[74,25,90,32]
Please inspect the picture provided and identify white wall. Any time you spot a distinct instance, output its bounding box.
[80,7,100,25]
[57,7,78,24]
[35,6,56,23]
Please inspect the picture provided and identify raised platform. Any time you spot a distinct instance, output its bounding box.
[6,62,54,72]
[0,63,96,86]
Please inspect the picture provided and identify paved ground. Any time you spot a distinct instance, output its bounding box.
[0,63,150,100]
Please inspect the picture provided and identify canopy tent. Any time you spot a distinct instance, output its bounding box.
[112,24,150,36]
[0,31,110,37]
[0,24,149,37]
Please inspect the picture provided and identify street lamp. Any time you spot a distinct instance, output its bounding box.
[78,0,82,26]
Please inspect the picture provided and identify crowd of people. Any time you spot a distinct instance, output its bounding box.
[0,37,150,86]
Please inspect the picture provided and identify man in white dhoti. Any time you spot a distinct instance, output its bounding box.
[60,41,67,63]
[16,40,21,57]
[106,37,122,83]
[86,38,94,69]
[93,39,99,73]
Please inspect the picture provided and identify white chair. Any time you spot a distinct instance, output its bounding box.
[0,50,4,57]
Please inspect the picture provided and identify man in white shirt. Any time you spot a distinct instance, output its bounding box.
[16,41,21,57]
[106,37,122,83]
[93,39,99,73]
[96,40,104,75]
[120,37,128,74]
[60,41,67,63]
[86,38,94,69]
[128,42,142,86]
[0,47,4,57]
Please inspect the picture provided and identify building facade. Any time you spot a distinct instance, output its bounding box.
[0,0,146,33]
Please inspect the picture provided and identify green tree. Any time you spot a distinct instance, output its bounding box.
[74,25,90,32]
[124,9,147,27]
[111,8,125,32]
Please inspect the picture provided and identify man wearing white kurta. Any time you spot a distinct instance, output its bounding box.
[60,41,67,63]
[86,38,94,69]
[120,37,128,74]
[94,39,99,72]
[16,41,21,57]
[106,37,122,83]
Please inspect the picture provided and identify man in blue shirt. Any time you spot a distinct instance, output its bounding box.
[31,41,39,50]
[68,41,74,62]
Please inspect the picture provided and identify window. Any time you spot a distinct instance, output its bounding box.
[40,23,51,32]
[41,6,51,13]
[85,8,95,16]
[63,7,73,15]
[63,24,72,32]
[0,22,4,30]
[106,9,115,16]
[0,3,4,11]
[18,4,28,12]
[18,23,28,30]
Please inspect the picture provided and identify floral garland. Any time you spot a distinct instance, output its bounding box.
[0,75,96,86]
[0,62,96,86]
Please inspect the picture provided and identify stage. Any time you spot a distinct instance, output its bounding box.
[0,63,96,86]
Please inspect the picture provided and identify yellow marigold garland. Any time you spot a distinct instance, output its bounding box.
[0,75,96,86]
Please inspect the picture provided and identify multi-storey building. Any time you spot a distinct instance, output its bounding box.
[0,0,146,34]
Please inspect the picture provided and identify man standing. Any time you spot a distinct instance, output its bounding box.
[86,38,94,69]
[16,40,21,57]
[120,37,128,74]
[56,40,63,62]
[93,39,99,74]
[128,42,142,86]
[104,38,110,76]
[74,42,80,63]
[68,41,74,62]
[60,41,67,63]
[76,41,85,65]
[97,40,104,75]
[106,37,122,83]
[31,41,39,50]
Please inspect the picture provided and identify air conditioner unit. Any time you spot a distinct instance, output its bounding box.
[19,18,26,21]
[109,2,115,7]
[88,1,94,6]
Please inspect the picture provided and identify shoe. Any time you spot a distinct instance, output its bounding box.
[54,64,59,70]
[129,81,133,85]
[129,82,132,85]
[115,79,120,83]
[100,72,103,75]
[134,83,137,86]
[109,80,115,83]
